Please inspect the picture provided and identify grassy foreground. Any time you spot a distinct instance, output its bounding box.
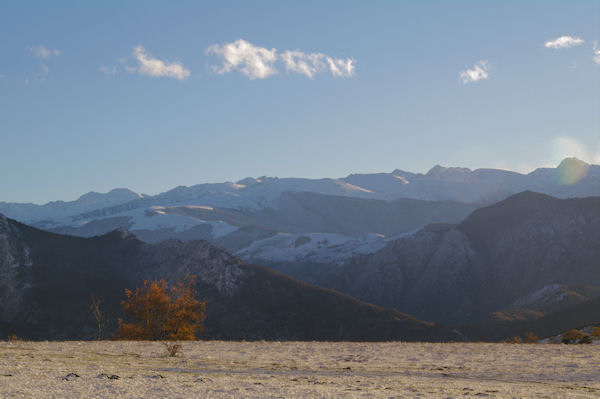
[1,341,599,398]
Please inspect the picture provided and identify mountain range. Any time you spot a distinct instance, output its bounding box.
[1,158,600,341]
[1,157,599,271]
[1,191,599,341]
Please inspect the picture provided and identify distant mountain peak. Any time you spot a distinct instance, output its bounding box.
[555,157,591,185]
[78,188,141,202]
[391,169,413,176]
[426,165,472,178]
[557,157,589,171]
[237,177,262,186]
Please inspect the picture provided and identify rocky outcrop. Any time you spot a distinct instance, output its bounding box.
[321,192,600,324]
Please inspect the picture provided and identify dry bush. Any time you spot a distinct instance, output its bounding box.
[164,342,183,357]
[562,329,588,344]
[6,334,21,342]
[592,327,600,338]
[118,274,206,341]
[524,332,538,343]
[505,336,522,344]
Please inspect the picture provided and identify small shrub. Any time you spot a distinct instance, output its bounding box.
[580,335,593,344]
[591,327,600,338]
[562,329,588,344]
[164,342,183,357]
[524,332,538,343]
[506,336,522,344]
[6,334,21,342]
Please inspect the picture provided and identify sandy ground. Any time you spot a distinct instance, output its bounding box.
[1,341,599,398]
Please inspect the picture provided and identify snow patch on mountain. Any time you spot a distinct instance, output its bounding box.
[235,230,420,265]
[0,188,142,223]
[74,206,238,238]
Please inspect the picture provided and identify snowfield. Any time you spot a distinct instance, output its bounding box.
[1,341,599,398]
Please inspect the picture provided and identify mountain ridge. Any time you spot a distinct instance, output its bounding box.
[2,158,598,221]
[308,192,600,325]
[0,214,461,341]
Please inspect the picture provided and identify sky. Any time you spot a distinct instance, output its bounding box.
[1,0,599,204]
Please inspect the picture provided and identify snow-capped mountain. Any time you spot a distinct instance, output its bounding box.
[0,188,143,225]
[343,157,600,202]
[1,158,599,267]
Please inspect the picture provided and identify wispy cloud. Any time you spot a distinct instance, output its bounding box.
[594,42,600,65]
[281,50,325,78]
[25,46,56,83]
[99,65,118,77]
[206,39,278,80]
[130,46,190,80]
[459,60,490,84]
[28,64,50,83]
[544,36,584,49]
[326,57,355,78]
[27,45,60,59]
[207,39,355,79]
[281,50,355,78]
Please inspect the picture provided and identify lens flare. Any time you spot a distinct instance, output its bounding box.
[556,157,589,185]
[551,137,591,185]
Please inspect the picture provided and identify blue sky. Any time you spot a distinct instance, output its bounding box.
[1,1,599,204]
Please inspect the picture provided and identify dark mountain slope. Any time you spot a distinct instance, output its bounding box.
[322,192,600,325]
[462,296,600,342]
[250,192,478,236]
[0,214,459,341]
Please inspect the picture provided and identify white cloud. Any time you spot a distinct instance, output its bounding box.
[281,50,326,78]
[459,60,490,84]
[99,65,117,77]
[207,39,355,80]
[281,50,355,78]
[594,42,600,65]
[326,57,355,78]
[544,36,584,49]
[27,45,60,59]
[131,46,190,80]
[206,39,278,80]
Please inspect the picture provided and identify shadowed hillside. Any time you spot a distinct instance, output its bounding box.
[0,214,460,341]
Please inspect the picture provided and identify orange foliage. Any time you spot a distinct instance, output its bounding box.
[523,332,538,343]
[118,275,206,340]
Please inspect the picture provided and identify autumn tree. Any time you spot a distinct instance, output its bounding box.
[118,275,206,340]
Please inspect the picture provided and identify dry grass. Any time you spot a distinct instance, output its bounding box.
[0,341,599,398]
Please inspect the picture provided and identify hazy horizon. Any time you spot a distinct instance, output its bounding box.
[1,156,596,205]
